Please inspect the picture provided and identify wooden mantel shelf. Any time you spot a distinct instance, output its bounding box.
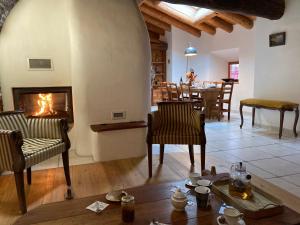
[90,121,147,132]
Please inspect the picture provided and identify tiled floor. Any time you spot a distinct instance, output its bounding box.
[151,112,300,198]
[2,112,300,198]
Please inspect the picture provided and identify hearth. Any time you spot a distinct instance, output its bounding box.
[12,87,73,123]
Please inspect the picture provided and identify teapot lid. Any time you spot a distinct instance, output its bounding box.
[173,188,187,199]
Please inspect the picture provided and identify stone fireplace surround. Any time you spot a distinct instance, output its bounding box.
[0,0,151,162]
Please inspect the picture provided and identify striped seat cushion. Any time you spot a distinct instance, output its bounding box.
[0,113,29,138]
[22,138,65,168]
[152,126,201,144]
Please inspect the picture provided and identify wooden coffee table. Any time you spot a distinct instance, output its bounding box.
[14,180,300,225]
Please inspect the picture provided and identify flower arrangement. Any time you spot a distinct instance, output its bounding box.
[186,71,197,85]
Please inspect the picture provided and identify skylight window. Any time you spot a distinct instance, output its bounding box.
[159,2,213,22]
[163,3,199,18]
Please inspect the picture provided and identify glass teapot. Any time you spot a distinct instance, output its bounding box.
[229,162,252,199]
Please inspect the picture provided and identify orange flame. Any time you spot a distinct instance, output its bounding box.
[34,93,56,116]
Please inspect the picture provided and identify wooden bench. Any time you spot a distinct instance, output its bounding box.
[240,98,299,139]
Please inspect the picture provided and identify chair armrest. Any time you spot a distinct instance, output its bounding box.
[0,130,25,171]
[147,111,161,144]
[148,111,161,132]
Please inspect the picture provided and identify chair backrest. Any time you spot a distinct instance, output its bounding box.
[201,89,221,118]
[0,111,29,138]
[180,83,191,100]
[157,102,196,127]
[167,83,180,101]
[201,89,221,107]
[221,82,234,102]
[159,82,169,101]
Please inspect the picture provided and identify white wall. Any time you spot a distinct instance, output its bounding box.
[0,0,72,109]
[254,0,300,130]
[0,0,76,147]
[0,0,151,161]
[169,25,255,111]
[69,0,150,159]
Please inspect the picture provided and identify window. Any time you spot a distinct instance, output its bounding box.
[228,61,239,81]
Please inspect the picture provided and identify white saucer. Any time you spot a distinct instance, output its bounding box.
[197,179,212,187]
[185,178,199,187]
[105,191,127,202]
[217,216,246,225]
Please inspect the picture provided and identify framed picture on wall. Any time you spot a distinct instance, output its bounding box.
[269,32,286,47]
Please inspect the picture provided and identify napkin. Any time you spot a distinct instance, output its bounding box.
[86,201,109,213]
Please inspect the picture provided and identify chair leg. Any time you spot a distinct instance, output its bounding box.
[62,150,73,200]
[188,145,194,165]
[228,106,231,121]
[14,171,27,214]
[26,167,31,185]
[147,143,153,178]
[159,144,165,164]
[200,144,206,172]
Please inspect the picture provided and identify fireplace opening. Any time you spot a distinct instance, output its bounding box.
[13,87,74,123]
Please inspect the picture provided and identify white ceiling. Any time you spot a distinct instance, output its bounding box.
[211,48,239,62]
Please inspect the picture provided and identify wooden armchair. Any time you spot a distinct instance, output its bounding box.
[146,102,206,177]
[0,111,72,213]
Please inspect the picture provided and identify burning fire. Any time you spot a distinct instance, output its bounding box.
[34,93,57,116]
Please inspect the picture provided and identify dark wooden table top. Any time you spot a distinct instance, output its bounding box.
[14,180,300,225]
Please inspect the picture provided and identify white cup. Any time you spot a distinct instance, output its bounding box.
[224,208,244,225]
[194,186,211,208]
[189,172,201,185]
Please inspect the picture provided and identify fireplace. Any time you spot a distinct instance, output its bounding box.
[12,87,74,123]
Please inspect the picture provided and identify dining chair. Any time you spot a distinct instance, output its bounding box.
[201,89,222,121]
[146,102,206,177]
[159,82,169,101]
[219,82,234,120]
[180,83,191,101]
[167,83,180,101]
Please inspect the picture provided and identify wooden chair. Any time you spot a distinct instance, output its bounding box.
[159,82,169,101]
[219,82,234,120]
[167,83,180,101]
[180,83,191,101]
[146,102,206,177]
[0,111,72,213]
[201,89,222,121]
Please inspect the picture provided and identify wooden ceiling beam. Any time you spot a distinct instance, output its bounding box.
[206,17,233,33]
[155,0,285,20]
[146,22,165,35]
[143,0,215,35]
[195,23,216,35]
[216,12,253,29]
[140,5,201,37]
[142,13,171,32]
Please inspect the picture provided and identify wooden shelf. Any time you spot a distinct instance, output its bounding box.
[90,121,147,132]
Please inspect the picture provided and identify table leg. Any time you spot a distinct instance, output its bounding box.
[294,107,299,137]
[279,110,285,139]
[252,107,256,127]
[240,104,244,129]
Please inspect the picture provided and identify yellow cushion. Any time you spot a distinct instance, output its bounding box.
[240,98,298,110]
